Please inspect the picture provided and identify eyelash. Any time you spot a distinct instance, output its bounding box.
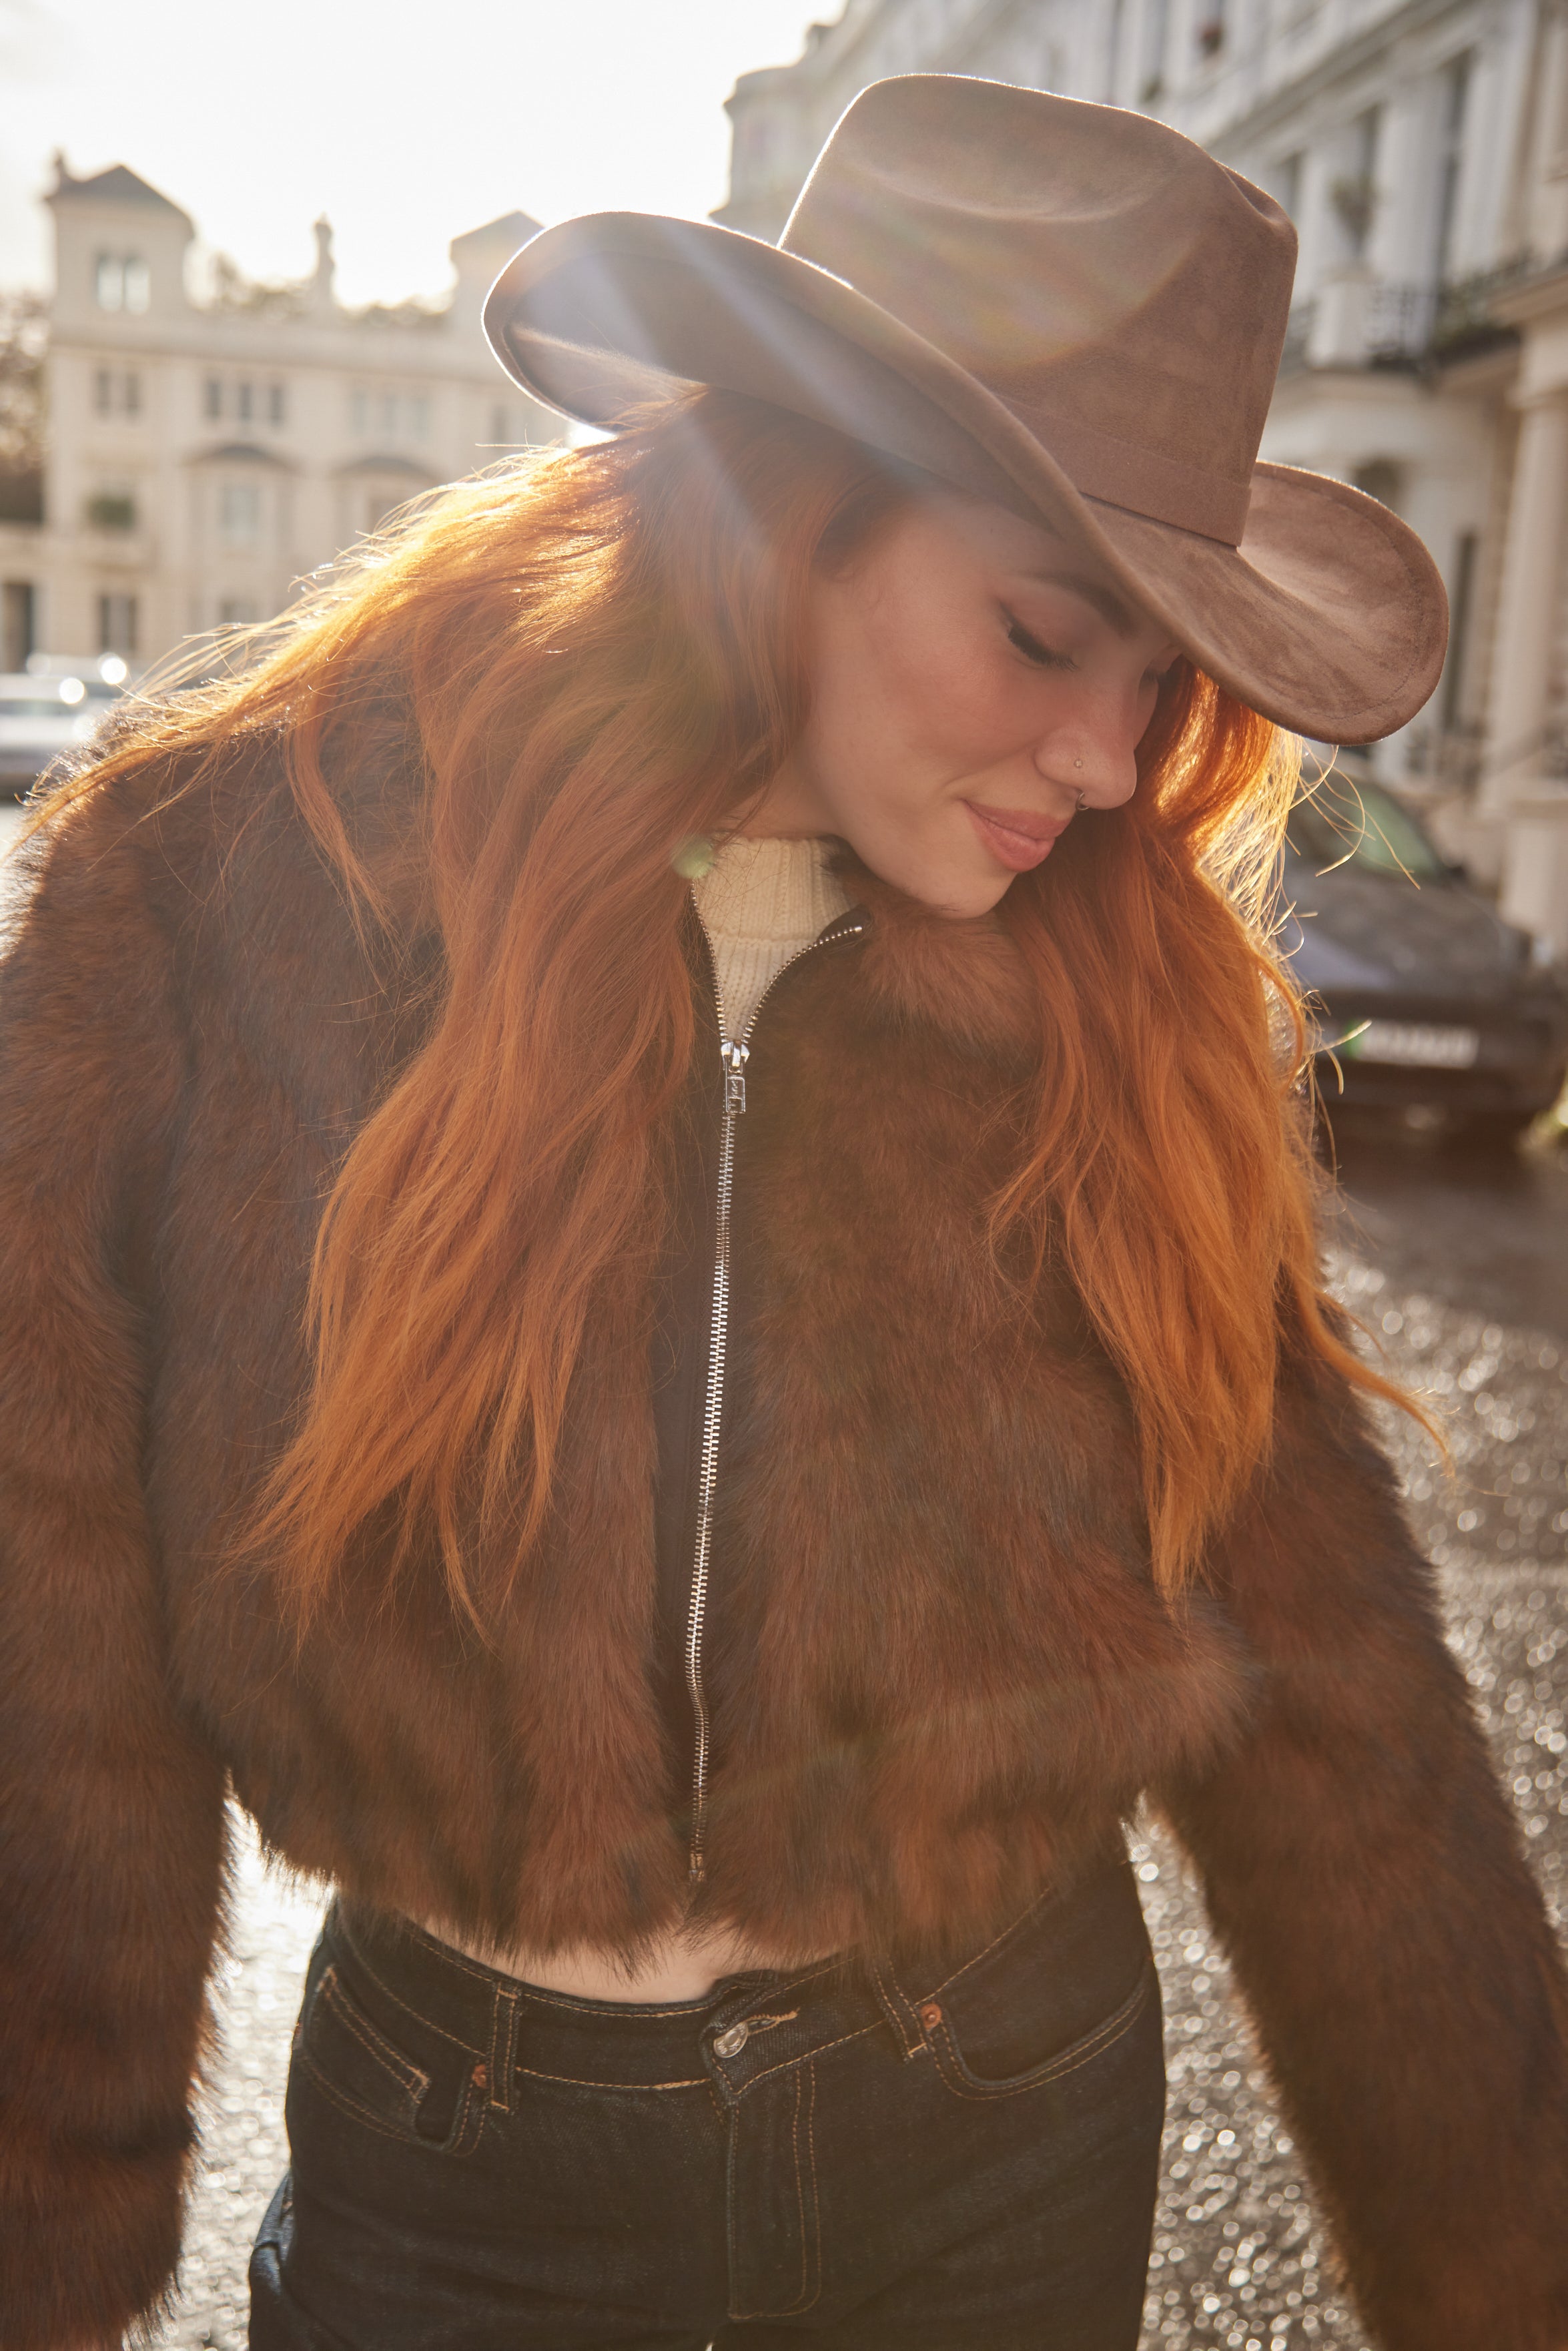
[1004,611,1074,670]
[1004,608,1182,690]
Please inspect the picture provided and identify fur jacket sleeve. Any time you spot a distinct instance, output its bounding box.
[0,781,229,2350]
[1161,1335,1568,2351]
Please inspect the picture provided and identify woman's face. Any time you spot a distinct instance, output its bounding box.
[749,490,1182,916]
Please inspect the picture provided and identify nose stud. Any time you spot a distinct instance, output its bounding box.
[1073,758,1084,769]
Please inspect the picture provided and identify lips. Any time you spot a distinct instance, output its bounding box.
[962,800,1071,872]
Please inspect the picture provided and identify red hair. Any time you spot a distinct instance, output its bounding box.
[49,390,1419,1612]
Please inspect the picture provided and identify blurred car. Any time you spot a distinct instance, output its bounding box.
[1280,773,1568,1143]
[0,655,129,800]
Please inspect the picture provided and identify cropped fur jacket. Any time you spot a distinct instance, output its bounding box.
[1,729,1566,2351]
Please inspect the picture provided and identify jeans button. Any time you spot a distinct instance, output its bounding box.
[713,2022,750,2059]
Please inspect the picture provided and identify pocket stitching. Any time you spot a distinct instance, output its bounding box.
[296,2040,488,2160]
[317,1965,431,2105]
[335,1921,486,2057]
[296,2047,428,2146]
[300,1963,487,2158]
[927,1959,1154,2102]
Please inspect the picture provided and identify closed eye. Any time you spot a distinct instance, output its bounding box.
[1003,610,1074,671]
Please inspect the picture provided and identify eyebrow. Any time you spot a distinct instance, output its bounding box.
[1019,567,1138,637]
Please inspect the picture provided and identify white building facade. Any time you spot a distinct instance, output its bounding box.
[720,0,1568,950]
[0,163,557,674]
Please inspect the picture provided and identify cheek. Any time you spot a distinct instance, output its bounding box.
[832,611,1017,793]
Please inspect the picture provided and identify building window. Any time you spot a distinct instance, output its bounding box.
[1274,151,1304,223]
[94,254,149,313]
[1441,529,1477,732]
[1139,0,1170,103]
[236,381,254,424]
[1196,1,1225,61]
[95,368,141,418]
[218,480,262,549]
[1352,458,1403,512]
[85,491,138,533]
[1104,0,1126,100]
[351,386,431,444]
[204,377,222,421]
[268,382,287,426]
[1435,53,1473,283]
[97,592,139,656]
[1330,107,1381,260]
[218,597,257,627]
[2,581,36,673]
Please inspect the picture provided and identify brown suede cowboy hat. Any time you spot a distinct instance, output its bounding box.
[483,74,1447,744]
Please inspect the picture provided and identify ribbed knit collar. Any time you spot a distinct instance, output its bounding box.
[691,835,853,1041]
[691,834,851,948]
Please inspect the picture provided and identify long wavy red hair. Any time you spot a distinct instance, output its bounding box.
[51,390,1417,1614]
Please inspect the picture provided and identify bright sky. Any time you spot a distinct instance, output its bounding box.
[0,0,831,304]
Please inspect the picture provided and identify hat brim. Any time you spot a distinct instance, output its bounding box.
[484,214,1447,744]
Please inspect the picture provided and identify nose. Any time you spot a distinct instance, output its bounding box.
[1031,676,1146,810]
[1032,725,1138,810]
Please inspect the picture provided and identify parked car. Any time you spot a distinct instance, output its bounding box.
[0,656,128,800]
[1280,773,1568,1142]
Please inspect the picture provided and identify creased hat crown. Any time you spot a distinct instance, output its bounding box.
[784,77,1295,545]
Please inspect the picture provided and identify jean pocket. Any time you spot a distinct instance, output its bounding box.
[295,1959,484,2155]
[922,1959,1156,2101]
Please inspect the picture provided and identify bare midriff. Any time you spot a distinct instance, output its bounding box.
[416,1915,835,2004]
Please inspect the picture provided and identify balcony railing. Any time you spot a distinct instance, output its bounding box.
[1366,280,1437,358]
[1280,260,1532,374]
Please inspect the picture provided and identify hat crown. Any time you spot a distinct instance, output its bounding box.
[782,77,1297,544]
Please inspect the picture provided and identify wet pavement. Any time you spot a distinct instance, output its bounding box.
[149,1124,1568,2351]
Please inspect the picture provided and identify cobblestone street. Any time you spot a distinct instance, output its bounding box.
[150,1134,1568,2351]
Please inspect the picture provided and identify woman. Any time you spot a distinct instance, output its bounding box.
[1,74,1565,2351]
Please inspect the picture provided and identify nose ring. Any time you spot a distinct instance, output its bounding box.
[1076,791,1086,811]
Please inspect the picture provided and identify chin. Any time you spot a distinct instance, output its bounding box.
[925,867,1016,921]
[845,832,1014,920]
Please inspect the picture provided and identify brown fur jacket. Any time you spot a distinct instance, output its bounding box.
[0,729,1565,2351]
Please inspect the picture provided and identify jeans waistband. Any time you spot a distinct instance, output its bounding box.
[332,1901,875,2098]
[332,1846,1138,2108]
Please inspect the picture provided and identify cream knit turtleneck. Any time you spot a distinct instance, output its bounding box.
[691,835,851,1041]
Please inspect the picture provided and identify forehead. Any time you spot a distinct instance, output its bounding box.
[915,488,1148,634]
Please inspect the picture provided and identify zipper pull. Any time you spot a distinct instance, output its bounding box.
[722,1038,749,1116]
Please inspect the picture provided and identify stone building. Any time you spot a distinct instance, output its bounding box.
[720,0,1568,950]
[0,161,557,674]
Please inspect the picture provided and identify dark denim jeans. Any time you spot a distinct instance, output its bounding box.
[249,1855,1163,2350]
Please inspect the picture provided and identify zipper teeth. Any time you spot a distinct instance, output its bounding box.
[684,913,863,1885]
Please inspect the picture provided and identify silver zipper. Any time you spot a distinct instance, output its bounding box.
[684,910,863,1885]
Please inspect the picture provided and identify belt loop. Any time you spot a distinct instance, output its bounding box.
[487,1986,518,2111]
[868,1955,927,2062]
